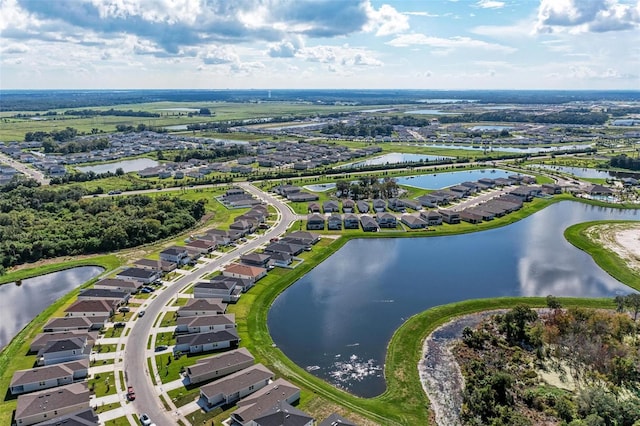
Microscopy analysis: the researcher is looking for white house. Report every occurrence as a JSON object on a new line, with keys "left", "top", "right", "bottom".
{"left": 159, "top": 246, "right": 190, "bottom": 265}
{"left": 37, "top": 337, "right": 92, "bottom": 366}
{"left": 185, "top": 347, "right": 255, "bottom": 384}
{"left": 199, "top": 364, "right": 274, "bottom": 408}
{"left": 10, "top": 360, "right": 89, "bottom": 395}
{"left": 177, "top": 298, "right": 227, "bottom": 317}
{"left": 193, "top": 280, "right": 242, "bottom": 303}
{"left": 174, "top": 329, "right": 239, "bottom": 354}
{"left": 176, "top": 314, "right": 236, "bottom": 334}
{"left": 14, "top": 382, "right": 91, "bottom": 426}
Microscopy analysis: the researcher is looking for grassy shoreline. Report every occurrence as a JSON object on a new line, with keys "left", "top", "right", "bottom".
{"left": 564, "top": 220, "right": 640, "bottom": 292}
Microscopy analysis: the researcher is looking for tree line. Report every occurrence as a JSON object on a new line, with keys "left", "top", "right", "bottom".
{"left": 0, "top": 179, "right": 206, "bottom": 272}
{"left": 438, "top": 111, "right": 609, "bottom": 125}
{"left": 610, "top": 154, "right": 640, "bottom": 171}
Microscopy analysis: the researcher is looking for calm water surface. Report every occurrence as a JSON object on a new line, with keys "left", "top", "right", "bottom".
{"left": 396, "top": 168, "right": 517, "bottom": 189}
{"left": 421, "top": 144, "right": 592, "bottom": 154}
{"left": 0, "top": 266, "right": 104, "bottom": 350}
{"left": 268, "top": 202, "right": 638, "bottom": 397}
{"left": 528, "top": 164, "right": 621, "bottom": 179}
{"left": 342, "top": 153, "right": 451, "bottom": 169}
{"left": 76, "top": 158, "right": 159, "bottom": 174}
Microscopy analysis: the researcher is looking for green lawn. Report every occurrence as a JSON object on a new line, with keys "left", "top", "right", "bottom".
{"left": 104, "top": 416, "right": 130, "bottom": 425}
{"left": 103, "top": 326, "right": 125, "bottom": 339}
{"left": 154, "top": 351, "right": 221, "bottom": 384}
{"left": 155, "top": 332, "right": 176, "bottom": 348}
{"left": 95, "top": 402, "right": 122, "bottom": 415}
{"left": 160, "top": 311, "right": 178, "bottom": 327}
{"left": 89, "top": 372, "right": 117, "bottom": 397}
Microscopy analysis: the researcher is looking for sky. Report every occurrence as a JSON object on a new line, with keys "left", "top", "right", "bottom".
{"left": 0, "top": 0, "right": 639, "bottom": 90}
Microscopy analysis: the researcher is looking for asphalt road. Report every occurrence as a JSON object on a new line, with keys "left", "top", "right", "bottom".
{"left": 124, "top": 183, "right": 297, "bottom": 426}
{"left": 0, "top": 152, "right": 49, "bottom": 185}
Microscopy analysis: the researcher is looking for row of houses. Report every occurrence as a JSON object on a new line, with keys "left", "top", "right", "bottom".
{"left": 272, "top": 184, "right": 320, "bottom": 202}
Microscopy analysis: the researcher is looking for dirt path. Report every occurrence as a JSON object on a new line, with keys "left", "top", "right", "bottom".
{"left": 584, "top": 222, "right": 640, "bottom": 273}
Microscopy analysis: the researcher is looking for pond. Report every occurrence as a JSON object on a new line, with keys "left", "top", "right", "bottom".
{"left": 404, "top": 109, "right": 460, "bottom": 115}
{"left": 395, "top": 168, "right": 517, "bottom": 190}
{"left": 0, "top": 266, "right": 105, "bottom": 350}
{"left": 421, "top": 143, "right": 593, "bottom": 154}
{"left": 268, "top": 201, "right": 638, "bottom": 398}
{"left": 76, "top": 158, "right": 159, "bottom": 174}
{"left": 528, "top": 164, "right": 622, "bottom": 179}
{"left": 304, "top": 183, "right": 337, "bottom": 192}
{"left": 341, "top": 153, "right": 452, "bottom": 169}
{"left": 469, "top": 125, "right": 514, "bottom": 131}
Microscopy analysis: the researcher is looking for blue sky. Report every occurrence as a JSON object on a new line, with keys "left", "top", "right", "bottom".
{"left": 0, "top": 0, "right": 638, "bottom": 90}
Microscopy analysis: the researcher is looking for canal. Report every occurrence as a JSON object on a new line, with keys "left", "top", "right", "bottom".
{"left": 268, "top": 201, "right": 638, "bottom": 397}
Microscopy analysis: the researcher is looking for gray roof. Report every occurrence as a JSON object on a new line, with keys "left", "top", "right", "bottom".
{"left": 194, "top": 280, "right": 235, "bottom": 291}
{"left": 187, "top": 347, "right": 254, "bottom": 378}
{"left": 44, "top": 317, "right": 94, "bottom": 330}
{"left": 318, "top": 413, "right": 357, "bottom": 426}
{"left": 116, "top": 267, "right": 157, "bottom": 279}
{"left": 15, "top": 382, "right": 90, "bottom": 421}
{"left": 36, "top": 408, "right": 99, "bottom": 426}
{"left": 200, "top": 364, "right": 273, "bottom": 400}
{"left": 233, "top": 378, "right": 301, "bottom": 423}
{"left": 30, "top": 331, "right": 98, "bottom": 352}
{"left": 39, "top": 337, "right": 87, "bottom": 355}
{"left": 180, "top": 298, "right": 227, "bottom": 312}
{"left": 177, "top": 314, "right": 235, "bottom": 328}
{"left": 251, "top": 401, "right": 313, "bottom": 426}
{"left": 11, "top": 360, "right": 89, "bottom": 388}
{"left": 65, "top": 299, "right": 114, "bottom": 314}
{"left": 77, "top": 288, "right": 128, "bottom": 300}
{"left": 240, "top": 253, "right": 271, "bottom": 263}
{"left": 176, "top": 329, "right": 239, "bottom": 347}
{"left": 94, "top": 278, "right": 140, "bottom": 289}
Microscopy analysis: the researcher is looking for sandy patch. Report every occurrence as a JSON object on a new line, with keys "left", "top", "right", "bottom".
{"left": 585, "top": 223, "right": 640, "bottom": 273}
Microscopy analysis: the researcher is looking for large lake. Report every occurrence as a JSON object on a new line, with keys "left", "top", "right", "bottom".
{"left": 0, "top": 266, "right": 104, "bottom": 350}
{"left": 396, "top": 168, "right": 517, "bottom": 189}
{"left": 76, "top": 158, "right": 159, "bottom": 174}
{"left": 268, "top": 201, "right": 638, "bottom": 397}
{"left": 528, "top": 164, "right": 640, "bottom": 180}
{"left": 341, "top": 153, "right": 452, "bottom": 169}
{"left": 421, "top": 144, "right": 592, "bottom": 154}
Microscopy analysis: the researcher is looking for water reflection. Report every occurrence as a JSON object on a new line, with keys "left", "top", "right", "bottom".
{"left": 269, "top": 201, "right": 638, "bottom": 397}
{"left": 0, "top": 266, "right": 104, "bottom": 350}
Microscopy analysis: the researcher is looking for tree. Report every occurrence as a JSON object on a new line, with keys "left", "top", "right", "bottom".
{"left": 624, "top": 294, "right": 640, "bottom": 321}
{"left": 115, "top": 167, "right": 125, "bottom": 176}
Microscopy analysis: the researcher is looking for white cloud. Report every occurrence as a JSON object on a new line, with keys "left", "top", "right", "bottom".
{"left": 364, "top": 3, "right": 410, "bottom": 36}
{"left": 403, "top": 11, "right": 439, "bottom": 17}
{"left": 202, "top": 46, "right": 239, "bottom": 65}
{"left": 477, "top": 0, "right": 506, "bottom": 9}
{"left": 298, "top": 44, "right": 383, "bottom": 67}
{"left": 386, "top": 33, "right": 516, "bottom": 53}
{"left": 535, "top": 0, "right": 640, "bottom": 33}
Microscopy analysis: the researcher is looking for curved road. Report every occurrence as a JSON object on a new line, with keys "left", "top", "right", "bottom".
{"left": 124, "top": 183, "right": 297, "bottom": 425}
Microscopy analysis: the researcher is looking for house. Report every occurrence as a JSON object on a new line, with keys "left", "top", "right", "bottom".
{"left": 186, "top": 239, "right": 217, "bottom": 254}
{"left": 10, "top": 360, "right": 89, "bottom": 395}
{"left": 237, "top": 401, "right": 313, "bottom": 426}
{"left": 64, "top": 299, "right": 115, "bottom": 318}
{"left": 449, "top": 185, "right": 471, "bottom": 197}
{"left": 230, "top": 219, "right": 258, "bottom": 236}
{"left": 475, "top": 203, "right": 506, "bottom": 217}
{"left": 477, "top": 178, "right": 496, "bottom": 188}
{"left": 287, "top": 192, "right": 319, "bottom": 202}
{"left": 306, "top": 213, "right": 325, "bottom": 230}
{"left": 205, "top": 229, "right": 233, "bottom": 245}
{"left": 240, "top": 253, "right": 271, "bottom": 268}
{"left": 307, "top": 202, "right": 321, "bottom": 213}
{"left": 387, "top": 198, "right": 405, "bottom": 212}
{"left": 37, "top": 337, "right": 92, "bottom": 366}
{"left": 223, "top": 263, "right": 267, "bottom": 283}
{"left": 177, "top": 298, "right": 227, "bottom": 317}
{"left": 193, "top": 280, "right": 242, "bottom": 303}
{"left": 509, "top": 186, "right": 540, "bottom": 201}
{"left": 30, "top": 331, "right": 98, "bottom": 353}
{"left": 14, "top": 382, "right": 91, "bottom": 426}
{"left": 264, "top": 242, "right": 306, "bottom": 257}
{"left": 360, "top": 215, "right": 379, "bottom": 232}
{"left": 416, "top": 194, "right": 437, "bottom": 208}
{"left": 401, "top": 214, "right": 428, "bottom": 229}
{"left": 286, "top": 231, "right": 320, "bottom": 245}
{"left": 343, "top": 213, "right": 359, "bottom": 229}
{"left": 460, "top": 210, "right": 483, "bottom": 224}
{"left": 134, "top": 258, "right": 177, "bottom": 273}
{"left": 323, "top": 200, "right": 340, "bottom": 213}
{"left": 186, "top": 347, "right": 255, "bottom": 385}
{"left": 36, "top": 408, "right": 98, "bottom": 426}
{"left": 376, "top": 212, "right": 397, "bottom": 228}
{"left": 174, "top": 329, "right": 240, "bottom": 354}
{"left": 372, "top": 199, "right": 386, "bottom": 212}
{"left": 176, "top": 314, "right": 236, "bottom": 334}
{"left": 342, "top": 199, "right": 355, "bottom": 213}
{"left": 115, "top": 267, "right": 160, "bottom": 284}
{"left": 327, "top": 213, "right": 342, "bottom": 230}
{"left": 586, "top": 184, "right": 614, "bottom": 196}
{"left": 460, "top": 181, "right": 480, "bottom": 192}
{"left": 93, "top": 278, "right": 142, "bottom": 294}
{"left": 210, "top": 275, "right": 254, "bottom": 293}
{"left": 272, "top": 185, "right": 301, "bottom": 197}
{"left": 542, "top": 183, "right": 562, "bottom": 194}
{"left": 420, "top": 210, "right": 443, "bottom": 226}
{"left": 319, "top": 413, "right": 357, "bottom": 426}
{"left": 466, "top": 207, "right": 494, "bottom": 221}
{"left": 400, "top": 198, "right": 422, "bottom": 211}
{"left": 76, "top": 289, "right": 129, "bottom": 305}
{"left": 356, "top": 200, "right": 370, "bottom": 213}
{"left": 231, "top": 378, "right": 303, "bottom": 425}
{"left": 268, "top": 252, "right": 293, "bottom": 267}
{"left": 159, "top": 246, "right": 190, "bottom": 265}
{"left": 43, "top": 317, "right": 105, "bottom": 333}
{"left": 199, "top": 364, "right": 274, "bottom": 407}
{"left": 439, "top": 209, "right": 460, "bottom": 224}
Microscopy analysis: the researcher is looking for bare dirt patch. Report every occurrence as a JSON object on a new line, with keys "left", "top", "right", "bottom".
{"left": 585, "top": 223, "right": 640, "bottom": 273}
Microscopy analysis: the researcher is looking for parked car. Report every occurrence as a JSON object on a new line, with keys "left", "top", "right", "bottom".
{"left": 118, "top": 307, "right": 130, "bottom": 313}
{"left": 139, "top": 413, "right": 152, "bottom": 426}
{"left": 126, "top": 386, "right": 135, "bottom": 401}
{"left": 142, "top": 286, "right": 155, "bottom": 292}
{"left": 114, "top": 322, "right": 126, "bottom": 328}
{"left": 138, "top": 310, "right": 146, "bottom": 318}
{"left": 140, "top": 288, "right": 153, "bottom": 294}
{"left": 155, "top": 345, "right": 168, "bottom": 352}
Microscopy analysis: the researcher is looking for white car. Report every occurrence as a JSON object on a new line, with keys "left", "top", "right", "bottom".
{"left": 139, "top": 413, "right": 152, "bottom": 426}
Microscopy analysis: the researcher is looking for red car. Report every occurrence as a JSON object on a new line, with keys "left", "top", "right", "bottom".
{"left": 126, "top": 386, "right": 135, "bottom": 401}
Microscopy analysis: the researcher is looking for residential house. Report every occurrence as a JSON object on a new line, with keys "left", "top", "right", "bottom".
{"left": 387, "top": 198, "right": 405, "bottom": 212}
{"left": 264, "top": 242, "right": 305, "bottom": 257}
{"left": 30, "top": 331, "right": 98, "bottom": 353}
{"left": 360, "top": 215, "right": 379, "bottom": 232}
{"left": 186, "top": 347, "right": 255, "bottom": 385}
{"left": 460, "top": 210, "right": 483, "bottom": 224}
{"left": 93, "top": 278, "right": 142, "bottom": 294}
{"left": 541, "top": 183, "right": 562, "bottom": 194}
{"left": 205, "top": 229, "right": 233, "bottom": 245}
{"left": 43, "top": 317, "right": 104, "bottom": 333}
{"left": 186, "top": 239, "right": 217, "bottom": 254}
{"left": 174, "top": 329, "right": 239, "bottom": 354}
{"left": 134, "top": 258, "right": 177, "bottom": 273}
{"left": 323, "top": 200, "right": 340, "bottom": 213}
{"left": 475, "top": 203, "right": 506, "bottom": 218}
{"left": 223, "top": 263, "right": 267, "bottom": 283}
{"left": 240, "top": 253, "right": 271, "bottom": 268}
{"left": 230, "top": 219, "right": 258, "bottom": 236}
{"left": 160, "top": 246, "right": 190, "bottom": 265}
{"left": 231, "top": 378, "right": 303, "bottom": 426}
{"left": 420, "top": 210, "right": 443, "bottom": 226}
{"left": 400, "top": 198, "right": 422, "bottom": 211}
{"left": 372, "top": 199, "right": 386, "bottom": 212}
{"left": 193, "top": 281, "right": 242, "bottom": 303}
{"left": 494, "top": 177, "right": 515, "bottom": 187}
{"left": 176, "top": 314, "right": 236, "bottom": 334}
{"left": 307, "top": 202, "right": 321, "bottom": 213}
{"left": 401, "top": 214, "right": 428, "bottom": 229}
{"left": 306, "top": 213, "right": 325, "bottom": 230}
{"left": 439, "top": 210, "right": 461, "bottom": 224}
{"left": 199, "top": 364, "right": 274, "bottom": 407}
{"left": 586, "top": 184, "right": 614, "bottom": 196}
{"left": 327, "top": 213, "right": 342, "bottom": 230}
{"left": 376, "top": 212, "right": 397, "bottom": 228}
{"left": 237, "top": 401, "right": 313, "bottom": 426}
{"left": 210, "top": 275, "right": 254, "bottom": 293}
{"left": 460, "top": 181, "right": 480, "bottom": 193}
{"left": 36, "top": 408, "right": 98, "bottom": 426}
{"left": 343, "top": 213, "right": 359, "bottom": 229}
{"left": 319, "top": 413, "right": 357, "bottom": 426}
{"left": 115, "top": 267, "right": 160, "bottom": 285}
{"left": 64, "top": 300, "right": 115, "bottom": 318}
{"left": 449, "top": 185, "right": 471, "bottom": 197}
{"left": 14, "top": 382, "right": 91, "bottom": 426}
{"left": 37, "top": 337, "right": 92, "bottom": 366}
{"left": 287, "top": 192, "right": 319, "bottom": 202}
{"left": 342, "top": 199, "right": 355, "bottom": 213}
{"left": 286, "top": 231, "right": 320, "bottom": 245}
{"left": 356, "top": 200, "right": 370, "bottom": 213}
{"left": 509, "top": 186, "right": 540, "bottom": 201}
{"left": 177, "top": 298, "right": 227, "bottom": 317}
{"left": 76, "top": 289, "right": 129, "bottom": 305}
{"left": 10, "top": 360, "right": 89, "bottom": 395}
{"left": 477, "top": 178, "right": 496, "bottom": 188}
{"left": 268, "top": 252, "right": 293, "bottom": 268}
{"left": 466, "top": 207, "right": 494, "bottom": 221}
